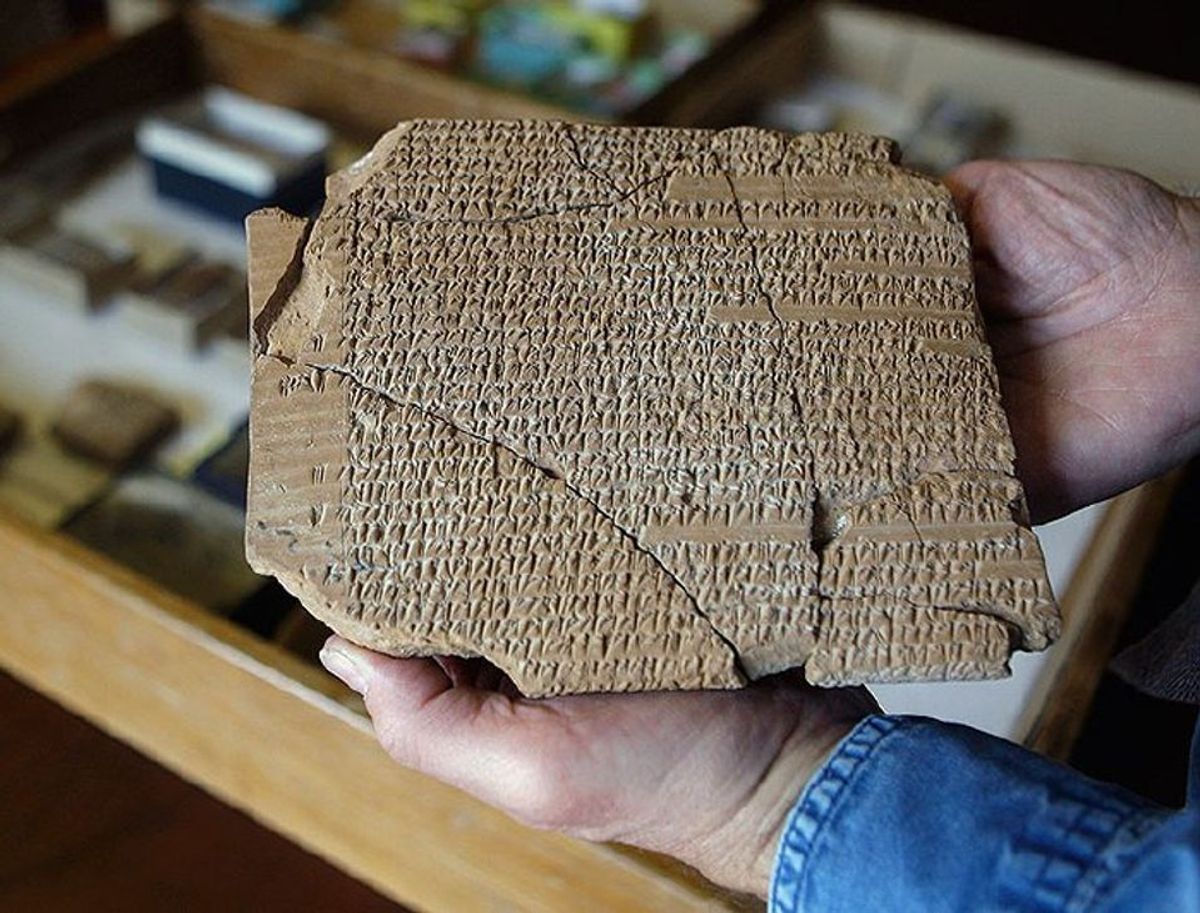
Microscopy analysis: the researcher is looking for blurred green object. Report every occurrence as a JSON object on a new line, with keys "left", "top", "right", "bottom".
{"left": 543, "top": 1, "right": 644, "bottom": 60}
{"left": 475, "top": 6, "right": 572, "bottom": 87}
{"left": 403, "top": 0, "right": 491, "bottom": 30}
{"left": 391, "top": 0, "right": 491, "bottom": 66}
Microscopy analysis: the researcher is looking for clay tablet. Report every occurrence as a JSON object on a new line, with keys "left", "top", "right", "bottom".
{"left": 246, "top": 120, "right": 1059, "bottom": 696}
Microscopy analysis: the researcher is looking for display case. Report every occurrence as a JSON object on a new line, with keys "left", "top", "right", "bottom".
{"left": 1, "top": 4, "right": 1195, "bottom": 911}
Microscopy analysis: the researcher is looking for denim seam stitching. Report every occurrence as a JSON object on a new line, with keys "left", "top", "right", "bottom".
{"left": 769, "top": 715, "right": 901, "bottom": 913}
{"left": 1065, "top": 805, "right": 1168, "bottom": 913}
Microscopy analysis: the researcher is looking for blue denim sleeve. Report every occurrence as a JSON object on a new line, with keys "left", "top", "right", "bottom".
{"left": 770, "top": 715, "right": 1200, "bottom": 913}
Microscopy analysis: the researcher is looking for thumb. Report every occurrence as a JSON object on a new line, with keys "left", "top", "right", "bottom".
{"left": 318, "top": 637, "right": 566, "bottom": 824}
{"left": 318, "top": 636, "right": 483, "bottom": 766}
{"left": 318, "top": 636, "right": 449, "bottom": 708}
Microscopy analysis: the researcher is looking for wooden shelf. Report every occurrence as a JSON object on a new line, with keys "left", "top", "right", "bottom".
{"left": 0, "top": 26, "right": 115, "bottom": 110}
{"left": 0, "top": 513, "right": 758, "bottom": 912}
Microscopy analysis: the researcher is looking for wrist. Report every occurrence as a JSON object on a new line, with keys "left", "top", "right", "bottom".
{"left": 689, "top": 691, "right": 874, "bottom": 898}
{"left": 725, "top": 723, "right": 854, "bottom": 897}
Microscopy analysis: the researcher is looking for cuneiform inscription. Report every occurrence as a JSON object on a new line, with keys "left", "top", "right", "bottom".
{"left": 246, "top": 121, "right": 1059, "bottom": 695}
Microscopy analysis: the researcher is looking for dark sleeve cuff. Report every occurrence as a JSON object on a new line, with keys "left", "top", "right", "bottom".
{"left": 770, "top": 715, "right": 1168, "bottom": 913}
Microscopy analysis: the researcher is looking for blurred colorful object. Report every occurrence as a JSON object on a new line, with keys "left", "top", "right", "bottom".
{"left": 387, "top": 0, "right": 709, "bottom": 115}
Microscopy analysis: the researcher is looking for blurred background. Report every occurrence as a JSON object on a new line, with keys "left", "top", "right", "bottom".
{"left": 1, "top": 2, "right": 1197, "bottom": 910}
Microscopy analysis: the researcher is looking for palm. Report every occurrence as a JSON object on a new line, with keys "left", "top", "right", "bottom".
{"left": 344, "top": 649, "right": 868, "bottom": 892}
{"left": 945, "top": 161, "right": 1200, "bottom": 521}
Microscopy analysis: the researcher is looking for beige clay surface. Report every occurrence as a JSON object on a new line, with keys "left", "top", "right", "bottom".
{"left": 246, "top": 120, "right": 1059, "bottom": 696}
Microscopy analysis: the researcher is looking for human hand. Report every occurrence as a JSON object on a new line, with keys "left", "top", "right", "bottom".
{"left": 944, "top": 161, "right": 1200, "bottom": 522}
{"left": 319, "top": 638, "right": 874, "bottom": 897}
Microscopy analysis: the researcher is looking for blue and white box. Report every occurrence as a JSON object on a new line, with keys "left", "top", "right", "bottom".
{"left": 136, "top": 88, "right": 331, "bottom": 223}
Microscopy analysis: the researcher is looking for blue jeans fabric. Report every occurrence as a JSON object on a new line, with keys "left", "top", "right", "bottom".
{"left": 770, "top": 715, "right": 1200, "bottom": 912}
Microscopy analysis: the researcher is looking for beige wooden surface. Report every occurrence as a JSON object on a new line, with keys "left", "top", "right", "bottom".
{"left": 0, "top": 513, "right": 750, "bottom": 913}
{"left": 819, "top": 2, "right": 1200, "bottom": 189}
{"left": 1018, "top": 475, "right": 1182, "bottom": 759}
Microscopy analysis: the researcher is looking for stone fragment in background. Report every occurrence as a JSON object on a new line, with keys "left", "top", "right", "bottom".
{"left": 53, "top": 380, "right": 178, "bottom": 469}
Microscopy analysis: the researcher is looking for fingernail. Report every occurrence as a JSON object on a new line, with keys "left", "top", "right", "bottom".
{"left": 320, "top": 643, "right": 368, "bottom": 695}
